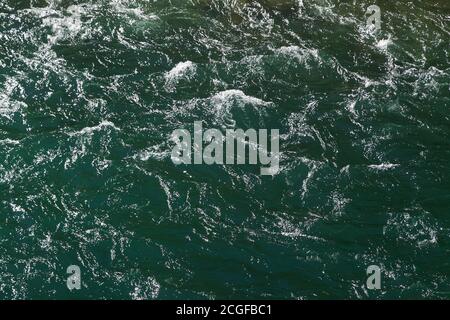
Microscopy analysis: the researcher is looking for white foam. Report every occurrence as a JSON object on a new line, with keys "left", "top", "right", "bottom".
{"left": 38, "top": 4, "right": 91, "bottom": 44}
{"left": 69, "top": 120, "right": 121, "bottom": 137}
{"left": 0, "top": 76, "right": 27, "bottom": 120}
{"left": 211, "top": 89, "right": 271, "bottom": 108}
{"left": 276, "top": 45, "right": 319, "bottom": 64}
{"left": 0, "top": 139, "right": 20, "bottom": 145}
{"left": 376, "top": 37, "right": 393, "bottom": 50}
{"left": 368, "top": 163, "right": 400, "bottom": 170}
{"left": 164, "top": 61, "right": 196, "bottom": 89}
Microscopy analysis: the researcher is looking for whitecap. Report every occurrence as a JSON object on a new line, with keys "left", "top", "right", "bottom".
{"left": 69, "top": 120, "right": 121, "bottom": 137}
{"left": 275, "top": 45, "right": 319, "bottom": 65}
{"left": 376, "top": 37, "right": 393, "bottom": 50}
{"left": 211, "top": 89, "right": 271, "bottom": 108}
{"left": 164, "top": 61, "right": 197, "bottom": 90}
{"left": 368, "top": 163, "right": 400, "bottom": 170}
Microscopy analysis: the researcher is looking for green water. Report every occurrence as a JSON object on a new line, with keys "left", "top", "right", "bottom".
{"left": 0, "top": 0, "right": 449, "bottom": 299}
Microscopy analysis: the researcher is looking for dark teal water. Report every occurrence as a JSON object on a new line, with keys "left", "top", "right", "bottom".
{"left": 0, "top": 0, "right": 449, "bottom": 299}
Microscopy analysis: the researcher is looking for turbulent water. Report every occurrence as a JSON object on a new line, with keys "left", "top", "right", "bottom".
{"left": 0, "top": 0, "right": 449, "bottom": 299}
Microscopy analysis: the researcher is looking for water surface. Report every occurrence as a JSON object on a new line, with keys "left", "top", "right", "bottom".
{"left": 0, "top": 0, "right": 449, "bottom": 299}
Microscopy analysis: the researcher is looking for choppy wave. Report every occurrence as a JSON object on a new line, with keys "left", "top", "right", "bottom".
{"left": 0, "top": 0, "right": 449, "bottom": 299}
